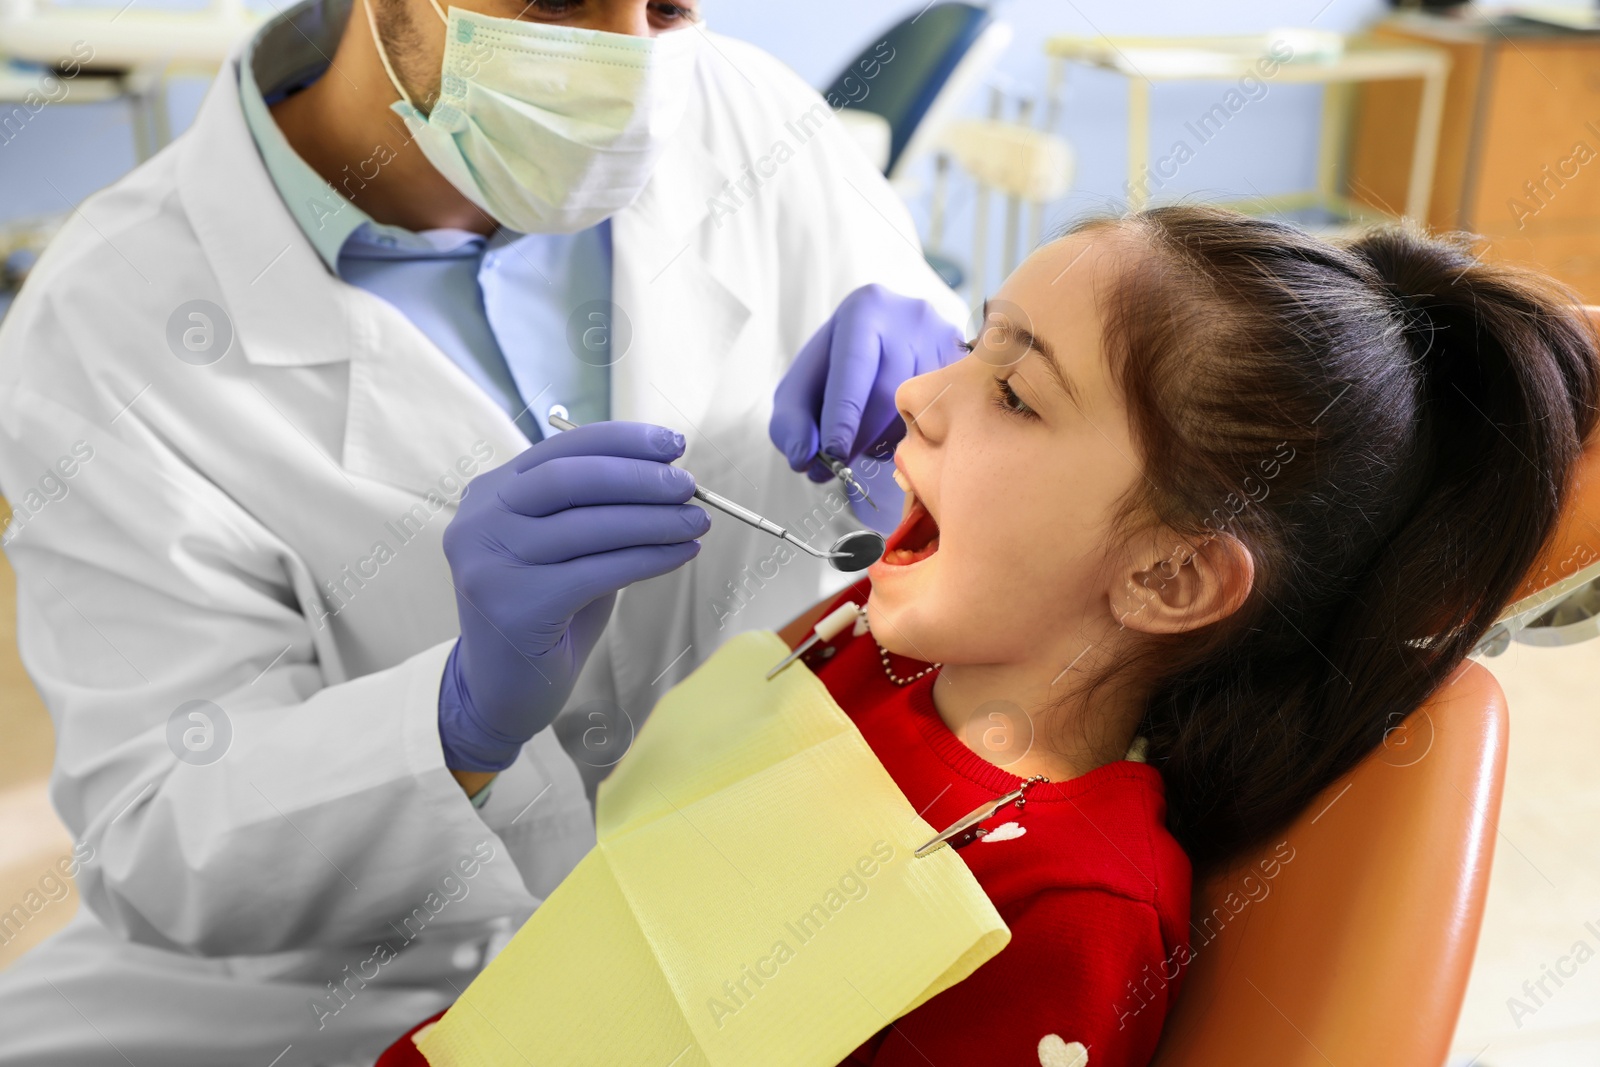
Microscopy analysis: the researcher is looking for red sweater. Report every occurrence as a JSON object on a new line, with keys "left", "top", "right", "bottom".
{"left": 812, "top": 582, "right": 1192, "bottom": 1067}
{"left": 377, "top": 583, "right": 1191, "bottom": 1067}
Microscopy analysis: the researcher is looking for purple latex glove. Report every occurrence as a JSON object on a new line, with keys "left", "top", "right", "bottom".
{"left": 769, "top": 284, "right": 966, "bottom": 484}
{"left": 438, "top": 421, "right": 709, "bottom": 771}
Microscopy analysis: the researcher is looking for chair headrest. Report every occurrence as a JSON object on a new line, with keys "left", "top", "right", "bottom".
{"left": 1501, "top": 304, "right": 1600, "bottom": 616}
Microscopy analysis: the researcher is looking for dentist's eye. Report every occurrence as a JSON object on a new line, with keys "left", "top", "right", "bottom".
{"left": 991, "top": 376, "right": 1038, "bottom": 420}
{"left": 650, "top": 1, "right": 697, "bottom": 23}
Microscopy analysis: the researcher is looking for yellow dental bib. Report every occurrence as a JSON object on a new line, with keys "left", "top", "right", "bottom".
{"left": 417, "top": 629, "right": 1010, "bottom": 1067}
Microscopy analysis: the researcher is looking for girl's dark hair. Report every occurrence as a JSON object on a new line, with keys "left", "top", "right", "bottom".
{"left": 1069, "top": 203, "right": 1599, "bottom": 873}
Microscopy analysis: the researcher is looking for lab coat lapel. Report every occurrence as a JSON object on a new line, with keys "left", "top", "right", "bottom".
{"left": 340, "top": 291, "right": 532, "bottom": 496}
{"left": 609, "top": 124, "right": 750, "bottom": 432}
{"left": 177, "top": 49, "right": 358, "bottom": 371}
{"left": 177, "top": 48, "right": 529, "bottom": 499}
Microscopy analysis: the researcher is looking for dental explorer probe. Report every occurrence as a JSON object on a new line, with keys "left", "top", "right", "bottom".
{"left": 545, "top": 411, "right": 885, "bottom": 573}
{"left": 816, "top": 450, "right": 879, "bottom": 512}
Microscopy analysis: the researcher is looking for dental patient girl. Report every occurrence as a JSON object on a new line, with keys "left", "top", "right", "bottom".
{"left": 379, "top": 204, "right": 1598, "bottom": 1066}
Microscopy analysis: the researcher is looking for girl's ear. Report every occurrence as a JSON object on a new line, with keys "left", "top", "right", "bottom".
{"left": 1111, "top": 530, "right": 1255, "bottom": 635}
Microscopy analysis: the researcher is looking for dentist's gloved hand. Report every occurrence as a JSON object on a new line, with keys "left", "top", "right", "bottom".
{"left": 770, "top": 283, "right": 965, "bottom": 482}
{"left": 438, "top": 422, "right": 709, "bottom": 772}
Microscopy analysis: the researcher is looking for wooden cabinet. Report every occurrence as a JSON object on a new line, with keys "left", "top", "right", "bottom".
{"left": 1348, "top": 14, "right": 1600, "bottom": 300}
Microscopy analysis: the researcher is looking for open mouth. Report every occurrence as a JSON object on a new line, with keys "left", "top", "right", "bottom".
{"left": 881, "top": 468, "right": 940, "bottom": 566}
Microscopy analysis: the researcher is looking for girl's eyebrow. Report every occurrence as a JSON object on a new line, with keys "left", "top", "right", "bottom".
{"left": 982, "top": 299, "right": 1083, "bottom": 408}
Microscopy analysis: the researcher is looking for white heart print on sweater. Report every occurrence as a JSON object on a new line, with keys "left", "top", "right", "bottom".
{"left": 1037, "top": 1034, "right": 1088, "bottom": 1066}
{"left": 980, "top": 820, "right": 1026, "bottom": 843}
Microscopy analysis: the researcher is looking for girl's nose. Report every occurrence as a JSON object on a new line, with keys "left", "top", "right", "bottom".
{"left": 896, "top": 360, "right": 956, "bottom": 444}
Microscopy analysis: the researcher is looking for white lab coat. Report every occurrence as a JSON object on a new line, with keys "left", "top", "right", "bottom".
{"left": 0, "top": 25, "right": 965, "bottom": 1067}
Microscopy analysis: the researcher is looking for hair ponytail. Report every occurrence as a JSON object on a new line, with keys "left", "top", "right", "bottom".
{"left": 1069, "top": 205, "right": 1599, "bottom": 872}
{"left": 1342, "top": 226, "right": 1598, "bottom": 657}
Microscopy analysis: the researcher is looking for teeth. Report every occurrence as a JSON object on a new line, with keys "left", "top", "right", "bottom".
{"left": 892, "top": 468, "right": 916, "bottom": 524}
{"left": 883, "top": 537, "right": 940, "bottom": 567}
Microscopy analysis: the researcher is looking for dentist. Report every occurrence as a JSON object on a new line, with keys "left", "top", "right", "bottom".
{"left": 0, "top": 0, "right": 965, "bottom": 1062}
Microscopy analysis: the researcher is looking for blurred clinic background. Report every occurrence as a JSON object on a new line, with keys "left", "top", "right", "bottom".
{"left": 6, "top": 0, "right": 1600, "bottom": 1064}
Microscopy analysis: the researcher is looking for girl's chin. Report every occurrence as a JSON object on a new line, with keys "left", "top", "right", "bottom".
{"left": 862, "top": 586, "right": 934, "bottom": 653}
{"left": 865, "top": 546, "right": 944, "bottom": 628}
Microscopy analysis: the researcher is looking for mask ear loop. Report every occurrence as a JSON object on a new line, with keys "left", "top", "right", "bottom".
{"left": 362, "top": 0, "right": 449, "bottom": 112}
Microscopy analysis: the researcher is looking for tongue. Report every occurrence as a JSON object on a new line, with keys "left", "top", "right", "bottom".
{"left": 886, "top": 497, "right": 938, "bottom": 553}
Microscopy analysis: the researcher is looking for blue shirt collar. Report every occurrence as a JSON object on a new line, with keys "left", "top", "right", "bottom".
{"left": 237, "top": 0, "right": 489, "bottom": 270}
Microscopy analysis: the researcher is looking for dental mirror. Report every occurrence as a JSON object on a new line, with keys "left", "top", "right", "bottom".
{"left": 546, "top": 412, "right": 885, "bottom": 573}
{"left": 827, "top": 529, "right": 888, "bottom": 572}
{"left": 690, "top": 483, "right": 884, "bottom": 572}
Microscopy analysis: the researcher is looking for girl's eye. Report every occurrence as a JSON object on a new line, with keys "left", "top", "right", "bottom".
{"left": 991, "top": 376, "right": 1038, "bottom": 420}
{"left": 957, "top": 338, "right": 976, "bottom": 354}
